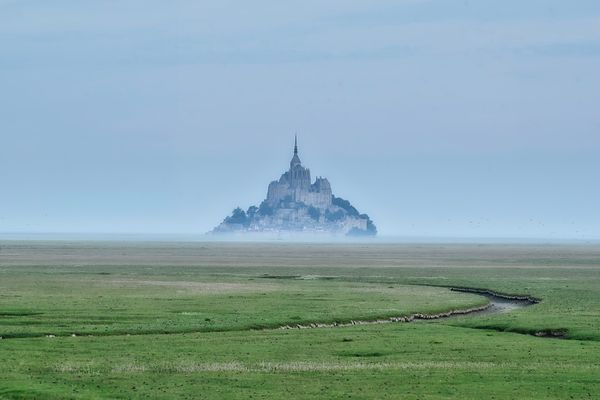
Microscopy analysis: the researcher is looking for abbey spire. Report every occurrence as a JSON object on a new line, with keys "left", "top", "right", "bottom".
{"left": 294, "top": 134, "right": 298, "bottom": 155}
{"left": 290, "top": 135, "right": 302, "bottom": 169}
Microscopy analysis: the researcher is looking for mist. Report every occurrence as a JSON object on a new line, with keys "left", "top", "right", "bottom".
{"left": 1, "top": 1, "right": 599, "bottom": 239}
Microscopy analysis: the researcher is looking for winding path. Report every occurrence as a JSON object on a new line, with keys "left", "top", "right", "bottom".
{"left": 0, "top": 287, "right": 540, "bottom": 340}
{"left": 275, "top": 287, "right": 538, "bottom": 330}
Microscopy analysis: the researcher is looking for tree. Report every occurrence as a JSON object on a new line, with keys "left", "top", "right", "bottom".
{"left": 332, "top": 196, "right": 360, "bottom": 217}
{"left": 258, "top": 201, "right": 274, "bottom": 216}
{"left": 247, "top": 206, "right": 258, "bottom": 219}
{"left": 307, "top": 206, "right": 321, "bottom": 221}
{"left": 325, "top": 209, "right": 345, "bottom": 222}
{"left": 225, "top": 207, "right": 248, "bottom": 226}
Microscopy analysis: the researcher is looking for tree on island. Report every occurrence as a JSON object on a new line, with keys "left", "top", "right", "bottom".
{"left": 224, "top": 207, "right": 249, "bottom": 226}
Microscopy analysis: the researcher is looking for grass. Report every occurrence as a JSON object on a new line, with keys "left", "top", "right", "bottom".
{"left": 2, "top": 323, "right": 599, "bottom": 399}
{"left": 1, "top": 241, "right": 600, "bottom": 399}
{"left": 0, "top": 273, "right": 484, "bottom": 338}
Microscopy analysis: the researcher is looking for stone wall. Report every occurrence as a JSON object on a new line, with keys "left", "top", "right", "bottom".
{"left": 266, "top": 181, "right": 291, "bottom": 206}
{"left": 295, "top": 189, "right": 331, "bottom": 209}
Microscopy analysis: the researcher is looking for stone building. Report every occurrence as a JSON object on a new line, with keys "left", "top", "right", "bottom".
{"left": 266, "top": 136, "right": 333, "bottom": 210}
{"left": 212, "top": 137, "right": 376, "bottom": 236}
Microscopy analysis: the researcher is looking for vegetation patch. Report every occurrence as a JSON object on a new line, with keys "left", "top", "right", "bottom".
{"left": 0, "top": 311, "right": 43, "bottom": 317}
{"left": 338, "top": 351, "right": 390, "bottom": 358}
{"left": 1, "top": 242, "right": 600, "bottom": 398}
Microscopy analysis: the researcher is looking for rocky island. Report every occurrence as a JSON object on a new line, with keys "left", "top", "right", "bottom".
{"left": 212, "top": 137, "right": 376, "bottom": 237}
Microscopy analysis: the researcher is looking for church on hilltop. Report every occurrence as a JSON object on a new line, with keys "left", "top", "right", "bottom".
{"left": 266, "top": 137, "right": 333, "bottom": 210}
{"left": 212, "top": 137, "right": 376, "bottom": 236}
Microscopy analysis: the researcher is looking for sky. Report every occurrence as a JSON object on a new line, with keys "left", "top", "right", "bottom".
{"left": 1, "top": 0, "right": 599, "bottom": 239}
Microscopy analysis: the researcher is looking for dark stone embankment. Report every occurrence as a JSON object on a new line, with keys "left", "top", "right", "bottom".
{"left": 450, "top": 286, "right": 540, "bottom": 304}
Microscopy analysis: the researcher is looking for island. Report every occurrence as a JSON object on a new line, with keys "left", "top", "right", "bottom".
{"left": 212, "top": 137, "right": 377, "bottom": 236}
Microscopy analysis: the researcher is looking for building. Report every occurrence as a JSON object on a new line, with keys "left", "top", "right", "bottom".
{"left": 212, "top": 137, "right": 376, "bottom": 236}
{"left": 266, "top": 136, "right": 333, "bottom": 210}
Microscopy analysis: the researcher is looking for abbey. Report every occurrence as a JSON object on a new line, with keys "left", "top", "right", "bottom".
{"left": 266, "top": 137, "right": 332, "bottom": 210}
{"left": 212, "top": 137, "right": 376, "bottom": 236}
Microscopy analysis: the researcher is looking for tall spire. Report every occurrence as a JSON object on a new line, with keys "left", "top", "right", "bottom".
{"left": 290, "top": 134, "right": 302, "bottom": 169}
{"left": 294, "top": 134, "right": 298, "bottom": 155}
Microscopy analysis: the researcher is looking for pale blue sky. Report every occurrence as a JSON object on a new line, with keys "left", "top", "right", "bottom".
{"left": 1, "top": 1, "right": 599, "bottom": 239}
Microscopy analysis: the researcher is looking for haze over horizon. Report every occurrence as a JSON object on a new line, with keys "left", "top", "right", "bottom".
{"left": 1, "top": 1, "right": 599, "bottom": 239}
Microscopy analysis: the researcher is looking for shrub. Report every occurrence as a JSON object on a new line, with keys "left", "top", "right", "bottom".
{"left": 258, "top": 201, "right": 274, "bottom": 216}
{"left": 325, "top": 209, "right": 345, "bottom": 222}
{"left": 332, "top": 196, "right": 360, "bottom": 217}
{"left": 225, "top": 207, "right": 248, "bottom": 226}
{"left": 307, "top": 206, "right": 321, "bottom": 220}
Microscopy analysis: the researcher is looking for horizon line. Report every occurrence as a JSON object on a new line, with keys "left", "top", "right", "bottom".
{"left": 0, "top": 232, "right": 598, "bottom": 244}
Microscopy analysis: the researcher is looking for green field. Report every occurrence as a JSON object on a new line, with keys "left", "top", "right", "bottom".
{"left": 1, "top": 242, "right": 599, "bottom": 399}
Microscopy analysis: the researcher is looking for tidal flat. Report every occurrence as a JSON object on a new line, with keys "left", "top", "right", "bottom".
{"left": 1, "top": 241, "right": 599, "bottom": 399}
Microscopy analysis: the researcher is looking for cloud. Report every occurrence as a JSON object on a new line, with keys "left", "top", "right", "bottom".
{"left": 2, "top": 1, "right": 600, "bottom": 70}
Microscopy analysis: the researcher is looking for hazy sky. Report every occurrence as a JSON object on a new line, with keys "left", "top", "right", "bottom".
{"left": 1, "top": 1, "right": 599, "bottom": 239}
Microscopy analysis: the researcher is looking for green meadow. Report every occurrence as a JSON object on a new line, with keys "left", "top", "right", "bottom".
{"left": 1, "top": 242, "right": 599, "bottom": 399}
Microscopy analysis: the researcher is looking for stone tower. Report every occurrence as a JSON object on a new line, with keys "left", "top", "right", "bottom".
{"left": 212, "top": 135, "right": 376, "bottom": 236}
{"left": 289, "top": 135, "right": 311, "bottom": 190}
{"left": 266, "top": 137, "right": 332, "bottom": 209}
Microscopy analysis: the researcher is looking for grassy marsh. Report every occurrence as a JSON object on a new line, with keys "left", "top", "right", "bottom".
{"left": 1, "top": 241, "right": 599, "bottom": 399}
